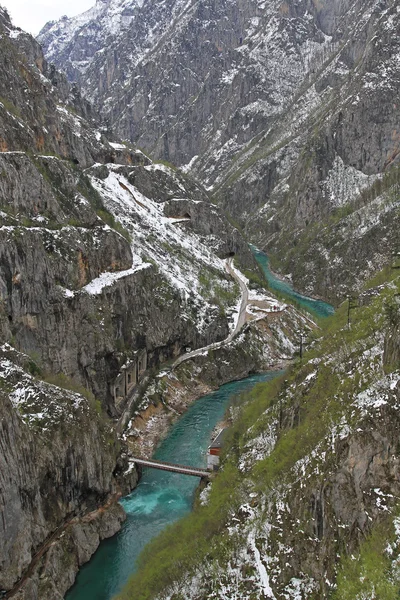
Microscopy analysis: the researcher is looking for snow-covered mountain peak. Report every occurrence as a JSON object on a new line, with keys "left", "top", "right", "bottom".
{"left": 39, "top": 0, "right": 400, "bottom": 302}
{"left": 38, "top": 0, "right": 140, "bottom": 80}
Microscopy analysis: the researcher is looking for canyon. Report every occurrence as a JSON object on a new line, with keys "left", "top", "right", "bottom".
{"left": 0, "top": 0, "right": 398, "bottom": 598}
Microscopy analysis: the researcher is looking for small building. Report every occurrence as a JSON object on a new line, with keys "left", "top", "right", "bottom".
{"left": 207, "top": 429, "right": 227, "bottom": 471}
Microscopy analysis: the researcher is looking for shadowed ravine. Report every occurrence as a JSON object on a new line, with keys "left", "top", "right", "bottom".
{"left": 66, "top": 251, "right": 334, "bottom": 600}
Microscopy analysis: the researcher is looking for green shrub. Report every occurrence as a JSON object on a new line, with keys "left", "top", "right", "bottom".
{"left": 42, "top": 372, "right": 97, "bottom": 408}
{"left": 333, "top": 517, "right": 400, "bottom": 600}
{"left": 96, "top": 209, "right": 131, "bottom": 242}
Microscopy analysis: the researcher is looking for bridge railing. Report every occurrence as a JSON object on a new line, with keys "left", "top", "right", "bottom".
{"left": 132, "top": 457, "right": 210, "bottom": 478}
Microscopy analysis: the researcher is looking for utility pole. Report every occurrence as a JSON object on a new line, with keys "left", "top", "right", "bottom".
{"left": 347, "top": 295, "right": 351, "bottom": 329}
{"left": 347, "top": 294, "right": 358, "bottom": 329}
{"left": 233, "top": 431, "right": 240, "bottom": 464}
{"left": 391, "top": 250, "right": 400, "bottom": 270}
{"left": 279, "top": 380, "right": 288, "bottom": 430}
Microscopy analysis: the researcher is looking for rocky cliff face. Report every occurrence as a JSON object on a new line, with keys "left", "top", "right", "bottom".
{"left": 0, "top": 8, "right": 263, "bottom": 598}
{"left": 0, "top": 6, "right": 253, "bottom": 414}
{"left": 39, "top": 0, "right": 400, "bottom": 300}
{"left": 38, "top": 0, "right": 141, "bottom": 84}
{"left": 0, "top": 343, "right": 136, "bottom": 599}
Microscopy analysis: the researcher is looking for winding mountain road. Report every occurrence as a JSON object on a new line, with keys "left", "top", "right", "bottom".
{"left": 172, "top": 258, "right": 249, "bottom": 369}
{"left": 225, "top": 258, "right": 249, "bottom": 336}
{"left": 116, "top": 260, "right": 249, "bottom": 432}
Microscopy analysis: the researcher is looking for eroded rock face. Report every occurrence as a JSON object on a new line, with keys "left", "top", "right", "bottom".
{"left": 0, "top": 10, "right": 262, "bottom": 598}
{"left": 0, "top": 14, "right": 140, "bottom": 594}
{"left": 0, "top": 146, "right": 242, "bottom": 414}
{"left": 40, "top": 0, "right": 400, "bottom": 185}
{"left": 264, "top": 197, "right": 400, "bottom": 303}
{"left": 0, "top": 344, "right": 137, "bottom": 598}
{"left": 40, "top": 0, "right": 400, "bottom": 300}
{"left": 12, "top": 501, "right": 127, "bottom": 600}
{"left": 269, "top": 381, "right": 400, "bottom": 598}
{"left": 0, "top": 9, "right": 254, "bottom": 415}
{"left": 163, "top": 198, "right": 254, "bottom": 266}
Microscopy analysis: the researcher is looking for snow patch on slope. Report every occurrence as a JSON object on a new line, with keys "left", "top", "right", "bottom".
{"left": 0, "top": 349, "right": 90, "bottom": 431}
{"left": 89, "top": 167, "right": 240, "bottom": 334}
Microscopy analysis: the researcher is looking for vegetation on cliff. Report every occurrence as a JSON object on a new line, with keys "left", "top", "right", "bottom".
{"left": 117, "top": 267, "right": 400, "bottom": 599}
{"left": 0, "top": 8, "right": 263, "bottom": 599}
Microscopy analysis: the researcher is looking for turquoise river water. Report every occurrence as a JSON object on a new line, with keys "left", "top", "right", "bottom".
{"left": 66, "top": 247, "right": 334, "bottom": 600}
{"left": 66, "top": 372, "right": 282, "bottom": 600}
{"left": 251, "top": 245, "right": 335, "bottom": 318}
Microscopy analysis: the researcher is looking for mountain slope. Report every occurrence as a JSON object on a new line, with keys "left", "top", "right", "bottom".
{"left": 0, "top": 4, "right": 255, "bottom": 414}
{"left": 117, "top": 270, "right": 400, "bottom": 600}
{"left": 38, "top": 0, "right": 142, "bottom": 83}
{"left": 39, "top": 0, "right": 400, "bottom": 300}
{"left": 0, "top": 8, "right": 275, "bottom": 598}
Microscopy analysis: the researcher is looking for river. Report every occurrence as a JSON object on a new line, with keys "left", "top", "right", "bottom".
{"left": 65, "top": 372, "right": 282, "bottom": 600}
{"left": 251, "top": 246, "right": 334, "bottom": 318}
{"left": 66, "top": 248, "right": 333, "bottom": 600}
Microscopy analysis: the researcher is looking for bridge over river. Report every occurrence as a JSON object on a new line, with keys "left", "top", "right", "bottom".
{"left": 65, "top": 248, "right": 334, "bottom": 600}
{"left": 131, "top": 456, "right": 210, "bottom": 478}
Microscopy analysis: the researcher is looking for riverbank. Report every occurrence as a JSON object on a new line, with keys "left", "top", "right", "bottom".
{"left": 123, "top": 307, "right": 306, "bottom": 461}
{"left": 64, "top": 300, "right": 310, "bottom": 600}
{"left": 251, "top": 246, "right": 335, "bottom": 317}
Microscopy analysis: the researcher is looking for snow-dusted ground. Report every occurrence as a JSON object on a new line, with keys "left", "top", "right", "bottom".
{"left": 88, "top": 166, "right": 240, "bottom": 335}
{"left": 153, "top": 277, "right": 400, "bottom": 600}
{"left": 0, "top": 344, "right": 91, "bottom": 432}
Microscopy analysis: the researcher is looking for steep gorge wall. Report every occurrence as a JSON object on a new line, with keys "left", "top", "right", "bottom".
{"left": 0, "top": 8, "right": 251, "bottom": 415}
{"left": 40, "top": 0, "right": 400, "bottom": 300}
{"left": 0, "top": 344, "right": 137, "bottom": 599}
{"left": 0, "top": 10, "right": 262, "bottom": 599}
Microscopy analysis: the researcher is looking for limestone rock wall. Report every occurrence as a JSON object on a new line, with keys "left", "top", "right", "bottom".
{"left": 0, "top": 11, "right": 258, "bottom": 599}
{"left": 40, "top": 0, "right": 400, "bottom": 300}
{"left": 0, "top": 345, "right": 137, "bottom": 598}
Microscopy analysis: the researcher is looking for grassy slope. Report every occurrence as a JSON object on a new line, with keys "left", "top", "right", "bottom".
{"left": 116, "top": 268, "right": 400, "bottom": 600}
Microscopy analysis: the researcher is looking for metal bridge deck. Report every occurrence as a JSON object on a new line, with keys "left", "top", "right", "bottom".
{"left": 132, "top": 457, "right": 210, "bottom": 478}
